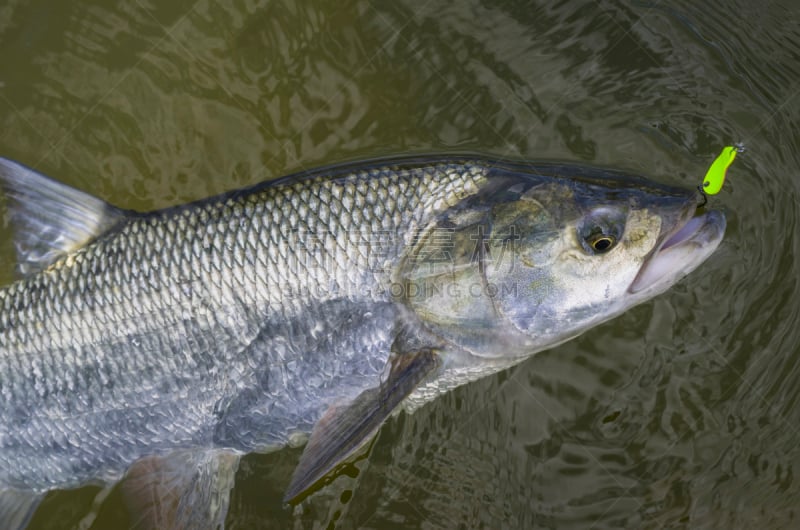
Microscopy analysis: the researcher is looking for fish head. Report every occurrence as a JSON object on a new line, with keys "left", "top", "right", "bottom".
{"left": 399, "top": 164, "right": 726, "bottom": 359}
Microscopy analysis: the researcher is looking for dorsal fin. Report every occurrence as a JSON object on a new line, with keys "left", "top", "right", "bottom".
{"left": 0, "top": 157, "right": 130, "bottom": 277}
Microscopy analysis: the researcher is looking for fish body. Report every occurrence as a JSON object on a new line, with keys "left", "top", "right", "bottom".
{"left": 0, "top": 156, "right": 725, "bottom": 527}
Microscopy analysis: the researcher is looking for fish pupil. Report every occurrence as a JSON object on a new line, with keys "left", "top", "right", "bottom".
{"left": 592, "top": 237, "right": 613, "bottom": 252}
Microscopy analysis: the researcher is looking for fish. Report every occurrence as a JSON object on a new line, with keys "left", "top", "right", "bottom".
{"left": 0, "top": 155, "right": 725, "bottom": 528}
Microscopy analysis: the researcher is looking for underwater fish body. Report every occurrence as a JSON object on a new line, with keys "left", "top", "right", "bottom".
{"left": 0, "top": 156, "right": 725, "bottom": 528}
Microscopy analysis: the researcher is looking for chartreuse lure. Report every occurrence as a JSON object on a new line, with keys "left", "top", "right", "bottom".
{"left": 702, "top": 145, "right": 740, "bottom": 195}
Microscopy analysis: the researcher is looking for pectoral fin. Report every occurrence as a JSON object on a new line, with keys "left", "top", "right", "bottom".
{"left": 284, "top": 349, "right": 439, "bottom": 502}
{"left": 120, "top": 449, "right": 240, "bottom": 530}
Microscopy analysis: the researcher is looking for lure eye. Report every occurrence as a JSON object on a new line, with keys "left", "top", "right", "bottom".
{"left": 588, "top": 234, "right": 617, "bottom": 253}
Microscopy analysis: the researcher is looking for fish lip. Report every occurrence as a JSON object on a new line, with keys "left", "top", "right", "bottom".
{"left": 628, "top": 205, "right": 726, "bottom": 294}
{"left": 655, "top": 202, "right": 699, "bottom": 251}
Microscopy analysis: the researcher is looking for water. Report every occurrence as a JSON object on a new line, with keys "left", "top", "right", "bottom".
{"left": 1, "top": 0, "right": 799, "bottom": 527}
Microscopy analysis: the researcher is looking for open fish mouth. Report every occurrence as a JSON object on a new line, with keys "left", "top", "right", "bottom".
{"left": 629, "top": 208, "right": 726, "bottom": 294}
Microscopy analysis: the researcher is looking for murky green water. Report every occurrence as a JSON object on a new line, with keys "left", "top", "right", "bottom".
{"left": 1, "top": 0, "right": 799, "bottom": 528}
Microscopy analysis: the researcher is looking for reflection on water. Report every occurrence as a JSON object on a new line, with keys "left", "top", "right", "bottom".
{"left": 1, "top": 0, "right": 799, "bottom": 527}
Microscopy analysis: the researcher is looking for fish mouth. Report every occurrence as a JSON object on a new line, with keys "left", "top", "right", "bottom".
{"left": 629, "top": 207, "right": 726, "bottom": 294}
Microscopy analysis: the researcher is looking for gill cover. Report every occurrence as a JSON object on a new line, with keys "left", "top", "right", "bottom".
{"left": 398, "top": 176, "right": 553, "bottom": 357}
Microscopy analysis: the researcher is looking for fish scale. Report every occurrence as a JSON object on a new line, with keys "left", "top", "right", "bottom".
{"left": 0, "top": 160, "right": 487, "bottom": 491}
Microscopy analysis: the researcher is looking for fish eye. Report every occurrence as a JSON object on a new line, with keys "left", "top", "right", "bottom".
{"left": 577, "top": 207, "right": 625, "bottom": 255}
{"left": 588, "top": 234, "right": 617, "bottom": 253}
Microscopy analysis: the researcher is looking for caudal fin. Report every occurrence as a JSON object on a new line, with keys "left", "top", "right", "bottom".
{"left": 0, "top": 157, "right": 132, "bottom": 277}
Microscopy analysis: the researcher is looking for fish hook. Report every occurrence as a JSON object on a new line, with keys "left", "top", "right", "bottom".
{"left": 696, "top": 185, "right": 708, "bottom": 208}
